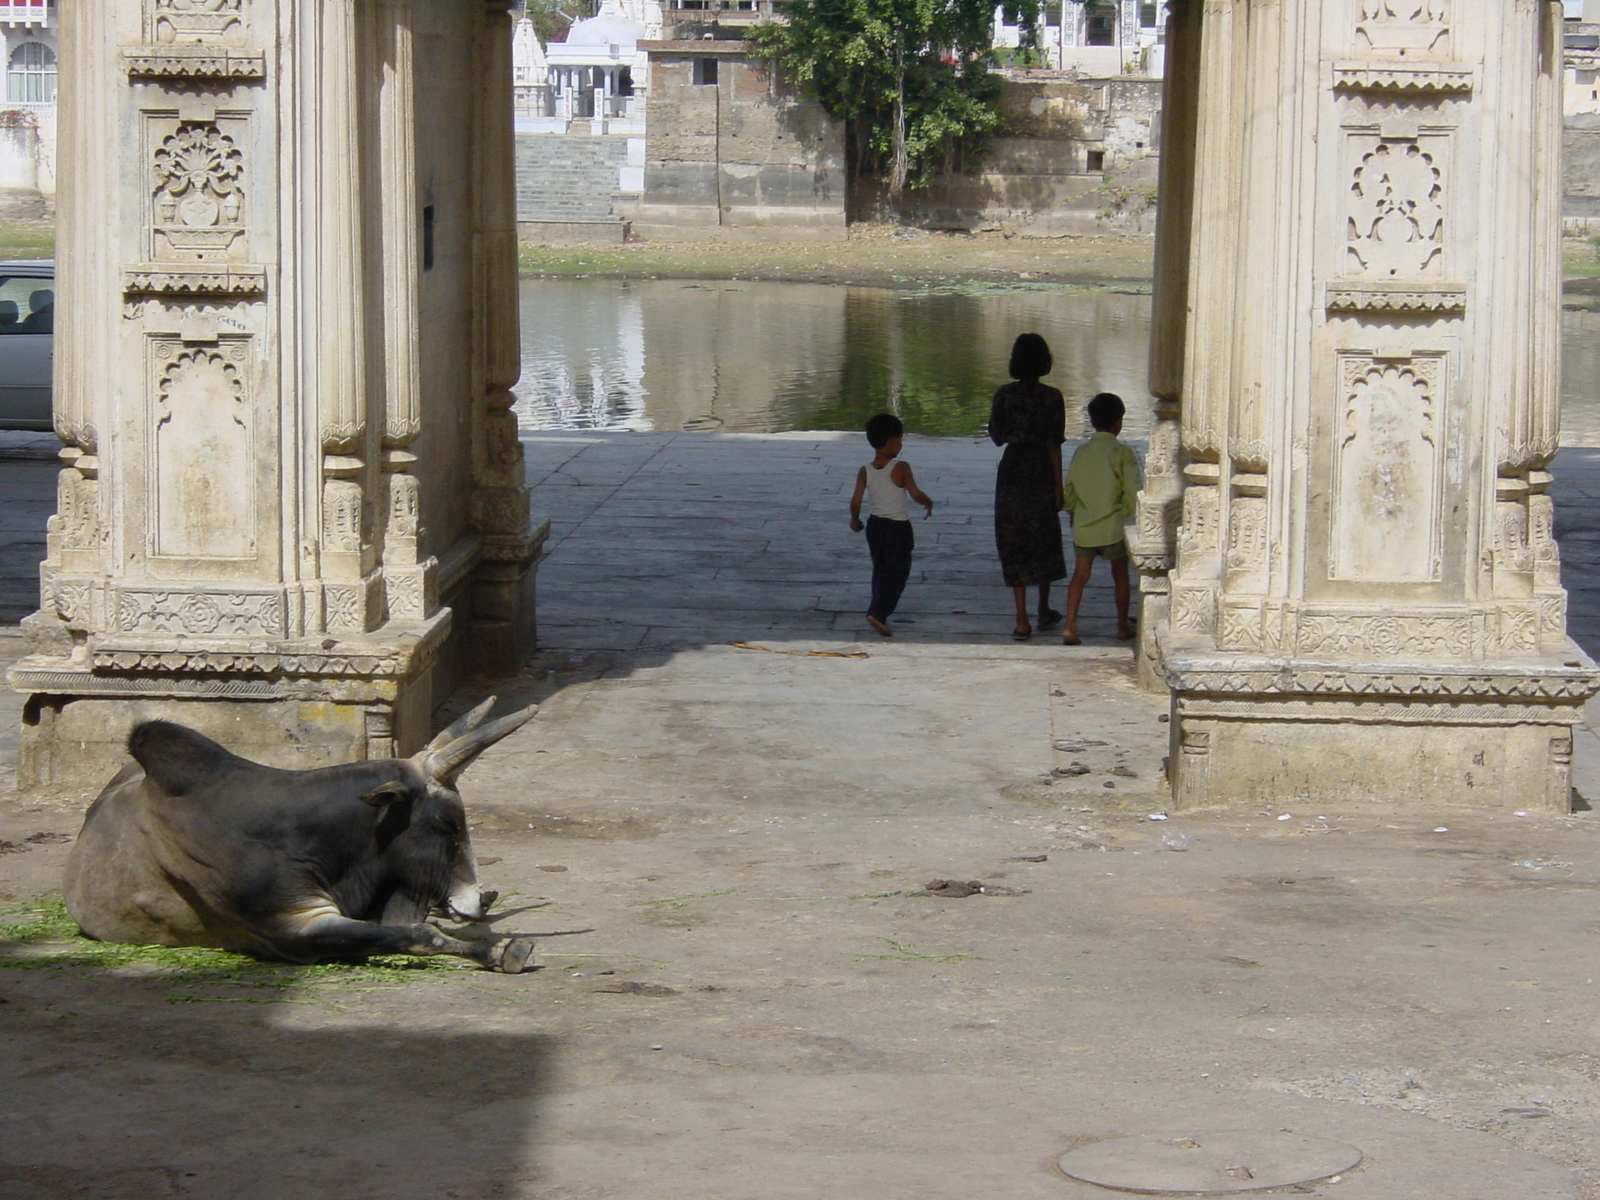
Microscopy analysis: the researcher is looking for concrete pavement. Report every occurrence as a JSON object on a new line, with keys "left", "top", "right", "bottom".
{"left": 6, "top": 432, "right": 1600, "bottom": 1197}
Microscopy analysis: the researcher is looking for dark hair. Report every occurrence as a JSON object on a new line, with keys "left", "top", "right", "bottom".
{"left": 1008, "top": 333, "right": 1053, "bottom": 380}
{"left": 865, "top": 413, "right": 904, "bottom": 449}
{"left": 1087, "top": 392, "right": 1125, "bottom": 431}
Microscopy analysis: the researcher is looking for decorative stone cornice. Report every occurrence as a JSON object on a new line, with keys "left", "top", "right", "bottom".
{"left": 89, "top": 648, "right": 411, "bottom": 678}
{"left": 1132, "top": 553, "right": 1176, "bottom": 574}
{"left": 1325, "top": 282, "right": 1467, "bottom": 314}
{"left": 124, "top": 264, "right": 267, "bottom": 297}
{"left": 1164, "top": 653, "right": 1600, "bottom": 704}
{"left": 123, "top": 47, "right": 267, "bottom": 80}
{"left": 81, "top": 611, "right": 452, "bottom": 680}
{"left": 1331, "top": 61, "right": 1474, "bottom": 94}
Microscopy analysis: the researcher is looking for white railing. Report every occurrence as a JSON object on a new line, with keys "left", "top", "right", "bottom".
{"left": 0, "top": 4, "right": 54, "bottom": 28}
{"left": 515, "top": 85, "right": 556, "bottom": 118}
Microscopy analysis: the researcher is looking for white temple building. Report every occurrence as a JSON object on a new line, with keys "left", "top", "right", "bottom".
{"left": 994, "top": 0, "right": 1167, "bottom": 78}
{"left": 517, "top": 0, "right": 659, "bottom": 135}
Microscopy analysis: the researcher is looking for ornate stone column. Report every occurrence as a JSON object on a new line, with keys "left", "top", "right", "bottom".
{"left": 9, "top": 0, "right": 545, "bottom": 794}
{"left": 1146, "top": 0, "right": 1599, "bottom": 810}
{"left": 1130, "top": 0, "right": 1199, "bottom": 689}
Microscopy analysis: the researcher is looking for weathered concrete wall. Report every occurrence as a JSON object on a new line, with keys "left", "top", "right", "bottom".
{"left": 871, "top": 74, "right": 1162, "bottom": 236}
{"left": 1567, "top": 112, "right": 1600, "bottom": 227}
{"left": 633, "top": 41, "right": 845, "bottom": 241}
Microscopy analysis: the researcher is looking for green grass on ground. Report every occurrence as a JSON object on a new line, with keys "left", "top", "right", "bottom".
{"left": 0, "top": 892, "right": 474, "bottom": 1004}
{"left": 1565, "top": 238, "right": 1600, "bottom": 278}
{"left": 0, "top": 218, "right": 52, "bottom": 262}
{"left": 8, "top": 217, "right": 1598, "bottom": 288}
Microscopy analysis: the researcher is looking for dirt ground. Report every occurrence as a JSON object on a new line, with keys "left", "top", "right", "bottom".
{"left": 4, "top": 655, "right": 1599, "bottom": 1199}
{"left": 5, "top": 433, "right": 1600, "bottom": 1199}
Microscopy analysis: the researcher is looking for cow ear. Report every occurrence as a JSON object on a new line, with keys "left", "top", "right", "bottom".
{"left": 361, "top": 781, "right": 411, "bottom": 807}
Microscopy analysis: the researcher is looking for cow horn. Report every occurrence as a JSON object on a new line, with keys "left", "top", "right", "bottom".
{"left": 422, "top": 702, "right": 540, "bottom": 785}
{"left": 425, "top": 697, "right": 496, "bottom": 754}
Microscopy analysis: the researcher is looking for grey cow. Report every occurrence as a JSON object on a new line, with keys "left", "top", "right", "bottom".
{"left": 64, "top": 699, "right": 540, "bottom": 973}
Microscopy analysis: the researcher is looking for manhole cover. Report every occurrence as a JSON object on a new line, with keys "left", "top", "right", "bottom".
{"left": 1057, "top": 1130, "right": 1362, "bottom": 1194}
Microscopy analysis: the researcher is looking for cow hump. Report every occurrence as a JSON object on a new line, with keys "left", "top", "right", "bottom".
{"left": 128, "top": 720, "right": 253, "bottom": 796}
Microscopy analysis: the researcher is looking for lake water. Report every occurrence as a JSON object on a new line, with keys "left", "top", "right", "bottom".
{"left": 515, "top": 278, "right": 1600, "bottom": 446}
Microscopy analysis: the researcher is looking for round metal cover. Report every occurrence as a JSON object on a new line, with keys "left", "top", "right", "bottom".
{"left": 1057, "top": 1130, "right": 1362, "bottom": 1195}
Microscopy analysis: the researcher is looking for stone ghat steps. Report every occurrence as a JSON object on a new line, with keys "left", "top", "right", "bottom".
{"left": 516, "top": 133, "right": 630, "bottom": 223}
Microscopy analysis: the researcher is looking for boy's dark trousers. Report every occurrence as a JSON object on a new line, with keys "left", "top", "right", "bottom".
{"left": 865, "top": 515, "right": 914, "bottom": 621}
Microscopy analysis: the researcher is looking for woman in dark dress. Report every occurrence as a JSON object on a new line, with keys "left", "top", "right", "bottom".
{"left": 988, "top": 333, "right": 1066, "bottom": 640}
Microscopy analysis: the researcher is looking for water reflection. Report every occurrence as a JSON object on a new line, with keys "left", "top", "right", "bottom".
{"left": 516, "top": 278, "right": 1600, "bottom": 446}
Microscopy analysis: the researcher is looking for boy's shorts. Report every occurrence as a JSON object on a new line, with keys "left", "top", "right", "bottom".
{"left": 1073, "top": 540, "right": 1128, "bottom": 561}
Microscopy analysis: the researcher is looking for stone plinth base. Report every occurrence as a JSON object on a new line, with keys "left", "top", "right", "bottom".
{"left": 1164, "top": 647, "right": 1600, "bottom": 812}
{"left": 7, "top": 613, "right": 449, "bottom": 799}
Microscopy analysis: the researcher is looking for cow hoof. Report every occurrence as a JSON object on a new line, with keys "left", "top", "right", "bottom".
{"left": 496, "top": 938, "right": 536, "bottom": 975}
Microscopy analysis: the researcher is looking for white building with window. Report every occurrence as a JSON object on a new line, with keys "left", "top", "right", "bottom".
{"left": 0, "top": 0, "right": 55, "bottom": 201}
{"left": 995, "top": 0, "right": 1166, "bottom": 78}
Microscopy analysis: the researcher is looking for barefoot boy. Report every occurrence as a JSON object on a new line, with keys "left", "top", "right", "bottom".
{"left": 849, "top": 414, "right": 934, "bottom": 637}
{"left": 1061, "top": 393, "right": 1142, "bottom": 645}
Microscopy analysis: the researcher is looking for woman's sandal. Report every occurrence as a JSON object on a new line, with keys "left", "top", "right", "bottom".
{"left": 1036, "top": 608, "right": 1063, "bottom": 631}
{"left": 1012, "top": 626, "right": 1032, "bottom": 642}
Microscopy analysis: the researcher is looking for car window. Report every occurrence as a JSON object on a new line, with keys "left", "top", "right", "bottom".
{"left": 0, "top": 275, "right": 53, "bottom": 334}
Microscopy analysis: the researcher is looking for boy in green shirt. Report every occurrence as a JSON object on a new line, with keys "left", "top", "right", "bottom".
{"left": 1061, "top": 392, "right": 1142, "bottom": 645}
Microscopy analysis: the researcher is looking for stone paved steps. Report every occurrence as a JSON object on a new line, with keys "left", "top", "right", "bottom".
{"left": 515, "top": 133, "right": 629, "bottom": 224}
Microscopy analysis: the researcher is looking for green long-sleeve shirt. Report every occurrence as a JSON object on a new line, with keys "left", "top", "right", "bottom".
{"left": 1062, "top": 432, "right": 1142, "bottom": 549}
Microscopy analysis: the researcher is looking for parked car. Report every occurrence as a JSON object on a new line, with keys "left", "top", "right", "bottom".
{"left": 0, "top": 260, "right": 54, "bottom": 432}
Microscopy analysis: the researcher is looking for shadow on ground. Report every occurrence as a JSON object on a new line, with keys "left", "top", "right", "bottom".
{"left": 0, "top": 966, "right": 554, "bottom": 1200}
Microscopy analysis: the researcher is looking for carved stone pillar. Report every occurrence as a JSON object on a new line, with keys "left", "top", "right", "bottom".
{"left": 9, "top": 0, "right": 546, "bottom": 795}
{"left": 1131, "top": 0, "right": 1200, "bottom": 689}
{"left": 1146, "top": 0, "right": 1599, "bottom": 811}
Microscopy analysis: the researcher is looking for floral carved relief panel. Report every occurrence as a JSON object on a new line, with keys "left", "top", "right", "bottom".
{"left": 1331, "top": 354, "right": 1444, "bottom": 584}
{"left": 151, "top": 119, "right": 248, "bottom": 264}
{"left": 1346, "top": 137, "right": 1445, "bottom": 280}
{"left": 150, "top": 338, "right": 256, "bottom": 560}
{"left": 115, "top": 589, "right": 284, "bottom": 637}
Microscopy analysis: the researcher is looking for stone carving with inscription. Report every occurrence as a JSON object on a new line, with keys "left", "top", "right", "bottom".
{"left": 1347, "top": 140, "right": 1443, "bottom": 278}
{"left": 1177, "top": 486, "right": 1220, "bottom": 556}
{"left": 154, "top": 124, "right": 245, "bottom": 261}
{"left": 1226, "top": 497, "right": 1266, "bottom": 570}
{"left": 323, "top": 480, "right": 364, "bottom": 554}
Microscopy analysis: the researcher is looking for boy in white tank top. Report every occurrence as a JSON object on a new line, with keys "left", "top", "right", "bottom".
{"left": 848, "top": 413, "right": 935, "bottom": 637}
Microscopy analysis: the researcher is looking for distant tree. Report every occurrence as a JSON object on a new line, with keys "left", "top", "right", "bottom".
{"left": 750, "top": 0, "right": 1042, "bottom": 196}
{"left": 516, "top": 0, "right": 576, "bottom": 44}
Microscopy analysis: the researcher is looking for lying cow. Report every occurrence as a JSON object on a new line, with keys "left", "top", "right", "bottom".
{"left": 64, "top": 699, "right": 540, "bottom": 973}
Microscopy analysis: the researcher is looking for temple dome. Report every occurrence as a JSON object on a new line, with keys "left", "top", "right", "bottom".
{"left": 566, "top": 0, "right": 647, "bottom": 47}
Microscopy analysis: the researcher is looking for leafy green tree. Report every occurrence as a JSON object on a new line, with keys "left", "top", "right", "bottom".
{"left": 515, "top": 0, "right": 577, "bottom": 46}
{"left": 750, "top": 0, "right": 1041, "bottom": 195}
